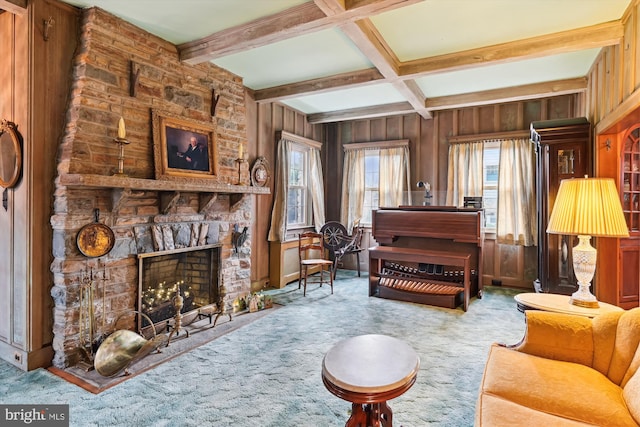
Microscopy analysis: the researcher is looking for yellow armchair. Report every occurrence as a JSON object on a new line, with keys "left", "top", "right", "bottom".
{"left": 476, "top": 308, "right": 640, "bottom": 426}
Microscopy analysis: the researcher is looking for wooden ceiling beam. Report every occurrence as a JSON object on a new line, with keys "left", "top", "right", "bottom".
{"left": 307, "top": 101, "right": 414, "bottom": 124}
{"left": 179, "top": 0, "right": 421, "bottom": 64}
{"left": 0, "top": 0, "right": 27, "bottom": 14}
{"left": 253, "top": 68, "right": 384, "bottom": 102}
{"left": 425, "top": 78, "right": 588, "bottom": 111}
{"left": 392, "top": 79, "right": 431, "bottom": 119}
{"left": 400, "top": 21, "right": 623, "bottom": 77}
{"left": 340, "top": 19, "right": 399, "bottom": 78}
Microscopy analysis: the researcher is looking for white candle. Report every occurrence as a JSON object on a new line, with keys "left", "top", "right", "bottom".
{"left": 117, "top": 117, "right": 126, "bottom": 139}
{"left": 238, "top": 144, "right": 244, "bottom": 159}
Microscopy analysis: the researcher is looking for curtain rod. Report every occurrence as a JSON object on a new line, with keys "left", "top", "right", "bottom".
{"left": 447, "top": 130, "right": 529, "bottom": 144}
{"left": 276, "top": 130, "right": 322, "bottom": 149}
{"left": 343, "top": 139, "right": 409, "bottom": 151}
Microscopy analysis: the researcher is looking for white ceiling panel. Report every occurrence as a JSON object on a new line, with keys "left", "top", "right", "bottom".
{"left": 373, "top": 0, "right": 631, "bottom": 61}
{"left": 416, "top": 48, "right": 602, "bottom": 97}
{"left": 212, "top": 29, "right": 373, "bottom": 90}
{"left": 281, "top": 83, "right": 407, "bottom": 114}
{"left": 61, "top": 0, "right": 308, "bottom": 44}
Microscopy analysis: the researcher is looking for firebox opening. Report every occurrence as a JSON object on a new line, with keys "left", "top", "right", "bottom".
{"left": 137, "top": 244, "right": 221, "bottom": 333}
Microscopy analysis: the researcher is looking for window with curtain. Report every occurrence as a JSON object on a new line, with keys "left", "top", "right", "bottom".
{"left": 287, "top": 144, "right": 311, "bottom": 227}
{"left": 446, "top": 137, "right": 536, "bottom": 246}
{"left": 268, "top": 132, "right": 325, "bottom": 242}
{"left": 341, "top": 140, "right": 411, "bottom": 230}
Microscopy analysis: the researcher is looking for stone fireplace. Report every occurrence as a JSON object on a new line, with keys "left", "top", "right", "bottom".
{"left": 47, "top": 8, "right": 268, "bottom": 369}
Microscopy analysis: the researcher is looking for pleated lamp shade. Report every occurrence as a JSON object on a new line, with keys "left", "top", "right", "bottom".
{"left": 547, "top": 177, "right": 629, "bottom": 238}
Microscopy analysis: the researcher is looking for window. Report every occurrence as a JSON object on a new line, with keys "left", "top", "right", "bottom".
{"left": 362, "top": 150, "right": 380, "bottom": 225}
{"left": 287, "top": 143, "right": 312, "bottom": 228}
{"left": 341, "top": 141, "right": 410, "bottom": 230}
{"left": 268, "top": 131, "right": 325, "bottom": 242}
{"left": 483, "top": 142, "right": 500, "bottom": 230}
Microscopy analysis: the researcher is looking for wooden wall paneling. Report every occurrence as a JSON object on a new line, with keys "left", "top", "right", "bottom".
{"left": 499, "top": 103, "right": 520, "bottom": 131}
{"left": 458, "top": 109, "right": 475, "bottom": 135}
{"left": 523, "top": 100, "right": 542, "bottom": 125}
{"left": 12, "top": 6, "right": 28, "bottom": 352}
{"left": 633, "top": 3, "right": 640, "bottom": 95}
{"left": 547, "top": 96, "right": 573, "bottom": 120}
{"left": 0, "top": 10, "right": 15, "bottom": 348}
{"left": 608, "top": 45, "right": 622, "bottom": 114}
{"left": 30, "top": 1, "right": 78, "bottom": 355}
{"left": 623, "top": 11, "right": 636, "bottom": 99}
{"left": 386, "top": 116, "right": 402, "bottom": 140}
{"left": 403, "top": 114, "right": 420, "bottom": 197}
{"left": 478, "top": 105, "right": 495, "bottom": 134}
{"left": 369, "top": 117, "right": 385, "bottom": 140}
{"left": 436, "top": 110, "right": 453, "bottom": 205}
{"left": 251, "top": 102, "right": 324, "bottom": 289}
{"left": 599, "top": 54, "right": 609, "bottom": 119}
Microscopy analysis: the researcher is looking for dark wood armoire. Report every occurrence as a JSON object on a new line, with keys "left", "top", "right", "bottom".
{"left": 530, "top": 118, "right": 591, "bottom": 295}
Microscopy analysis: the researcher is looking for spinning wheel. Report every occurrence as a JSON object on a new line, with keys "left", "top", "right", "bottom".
{"left": 320, "top": 221, "right": 349, "bottom": 252}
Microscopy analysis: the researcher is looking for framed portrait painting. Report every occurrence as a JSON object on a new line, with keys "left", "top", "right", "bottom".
{"left": 152, "top": 110, "right": 218, "bottom": 181}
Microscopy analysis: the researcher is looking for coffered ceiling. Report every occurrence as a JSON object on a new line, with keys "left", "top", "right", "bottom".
{"left": 3, "top": 0, "right": 632, "bottom": 123}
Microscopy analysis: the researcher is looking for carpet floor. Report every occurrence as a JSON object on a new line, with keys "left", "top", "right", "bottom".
{"left": 0, "top": 271, "right": 526, "bottom": 426}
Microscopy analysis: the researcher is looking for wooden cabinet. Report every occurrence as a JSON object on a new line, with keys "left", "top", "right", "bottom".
{"left": 530, "top": 118, "right": 591, "bottom": 295}
{"left": 0, "top": 1, "right": 79, "bottom": 370}
{"left": 596, "top": 123, "right": 640, "bottom": 309}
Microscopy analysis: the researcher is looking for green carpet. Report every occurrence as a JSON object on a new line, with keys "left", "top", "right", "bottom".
{"left": 0, "top": 271, "right": 526, "bottom": 426}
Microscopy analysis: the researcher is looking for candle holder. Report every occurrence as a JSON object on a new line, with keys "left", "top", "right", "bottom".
{"left": 235, "top": 158, "right": 245, "bottom": 185}
{"left": 113, "top": 137, "right": 130, "bottom": 176}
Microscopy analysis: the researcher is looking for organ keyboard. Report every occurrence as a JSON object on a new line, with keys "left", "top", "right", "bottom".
{"left": 369, "top": 207, "right": 484, "bottom": 311}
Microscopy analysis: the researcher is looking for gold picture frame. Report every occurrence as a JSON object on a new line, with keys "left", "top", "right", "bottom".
{"left": 152, "top": 110, "right": 218, "bottom": 181}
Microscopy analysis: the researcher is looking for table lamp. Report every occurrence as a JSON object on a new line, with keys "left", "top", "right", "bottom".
{"left": 546, "top": 177, "right": 629, "bottom": 308}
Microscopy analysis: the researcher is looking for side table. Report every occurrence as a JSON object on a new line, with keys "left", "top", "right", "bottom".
{"left": 514, "top": 293, "right": 624, "bottom": 318}
{"left": 322, "top": 334, "right": 420, "bottom": 427}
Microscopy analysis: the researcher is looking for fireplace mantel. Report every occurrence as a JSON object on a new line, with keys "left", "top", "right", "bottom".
{"left": 58, "top": 173, "right": 270, "bottom": 212}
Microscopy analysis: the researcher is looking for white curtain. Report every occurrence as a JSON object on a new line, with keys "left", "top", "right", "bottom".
{"left": 379, "top": 146, "right": 412, "bottom": 208}
{"left": 340, "top": 144, "right": 411, "bottom": 232}
{"left": 267, "top": 138, "right": 290, "bottom": 241}
{"left": 445, "top": 142, "right": 484, "bottom": 207}
{"left": 267, "top": 135, "right": 326, "bottom": 241}
{"left": 340, "top": 149, "right": 365, "bottom": 232}
{"left": 497, "top": 138, "right": 537, "bottom": 246}
{"left": 309, "top": 147, "right": 326, "bottom": 231}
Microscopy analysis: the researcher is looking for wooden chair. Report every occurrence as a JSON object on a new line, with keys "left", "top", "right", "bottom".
{"left": 298, "top": 231, "right": 334, "bottom": 296}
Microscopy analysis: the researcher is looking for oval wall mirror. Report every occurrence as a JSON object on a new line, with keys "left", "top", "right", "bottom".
{"left": 0, "top": 120, "right": 22, "bottom": 188}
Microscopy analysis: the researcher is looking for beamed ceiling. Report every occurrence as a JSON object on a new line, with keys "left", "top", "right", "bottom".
{"left": 3, "top": 0, "right": 633, "bottom": 123}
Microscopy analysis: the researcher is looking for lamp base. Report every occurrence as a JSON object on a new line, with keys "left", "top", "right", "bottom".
{"left": 569, "top": 281, "right": 600, "bottom": 309}
{"left": 569, "top": 297, "right": 600, "bottom": 309}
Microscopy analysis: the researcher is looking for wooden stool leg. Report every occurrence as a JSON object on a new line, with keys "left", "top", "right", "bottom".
{"left": 379, "top": 402, "right": 393, "bottom": 427}
{"left": 367, "top": 402, "right": 392, "bottom": 427}
{"left": 345, "top": 403, "right": 368, "bottom": 427}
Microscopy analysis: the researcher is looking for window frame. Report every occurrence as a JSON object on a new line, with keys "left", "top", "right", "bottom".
{"left": 482, "top": 141, "right": 500, "bottom": 232}
{"left": 286, "top": 142, "right": 314, "bottom": 231}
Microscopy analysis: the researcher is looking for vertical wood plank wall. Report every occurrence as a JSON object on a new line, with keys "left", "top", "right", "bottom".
{"left": 588, "top": 0, "right": 640, "bottom": 128}
{"left": 247, "top": 99, "right": 324, "bottom": 290}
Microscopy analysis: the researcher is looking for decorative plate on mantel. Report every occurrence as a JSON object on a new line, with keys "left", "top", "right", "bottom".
{"left": 251, "top": 156, "right": 270, "bottom": 187}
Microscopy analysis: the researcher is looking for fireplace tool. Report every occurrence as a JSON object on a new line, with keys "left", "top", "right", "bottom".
{"left": 213, "top": 283, "right": 232, "bottom": 327}
{"left": 166, "top": 286, "right": 190, "bottom": 346}
{"left": 77, "top": 268, "right": 106, "bottom": 370}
